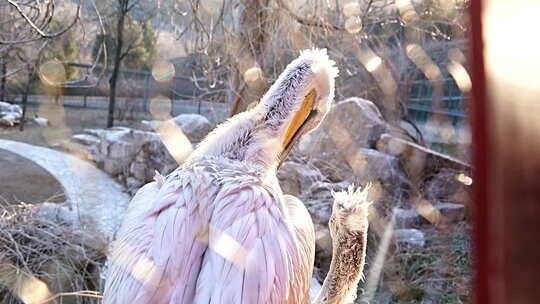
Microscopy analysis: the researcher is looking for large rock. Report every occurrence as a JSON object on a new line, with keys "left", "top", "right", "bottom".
{"left": 425, "top": 168, "right": 471, "bottom": 206}
{"left": 313, "top": 223, "right": 333, "bottom": 282}
{"left": 307, "top": 198, "right": 333, "bottom": 225}
{"left": 37, "top": 202, "right": 80, "bottom": 228}
{"left": 376, "top": 133, "right": 470, "bottom": 181}
{"left": 125, "top": 139, "right": 178, "bottom": 195}
{"left": 394, "top": 229, "right": 426, "bottom": 247}
{"left": 308, "top": 148, "right": 405, "bottom": 212}
{"left": 314, "top": 224, "right": 332, "bottom": 270}
{"left": 96, "top": 127, "right": 180, "bottom": 192}
{"left": 71, "top": 133, "right": 100, "bottom": 146}
{"left": 277, "top": 161, "right": 325, "bottom": 197}
{"left": 171, "top": 114, "right": 213, "bottom": 142}
{"left": 142, "top": 114, "right": 214, "bottom": 143}
{"left": 55, "top": 126, "right": 184, "bottom": 196}
{"left": 0, "top": 101, "right": 21, "bottom": 114}
{"left": 94, "top": 127, "right": 160, "bottom": 175}
{"left": 0, "top": 102, "right": 22, "bottom": 127}
{"left": 297, "top": 97, "right": 397, "bottom": 182}
{"left": 435, "top": 202, "right": 467, "bottom": 223}
{"left": 395, "top": 207, "right": 427, "bottom": 228}
{"left": 395, "top": 202, "right": 467, "bottom": 228}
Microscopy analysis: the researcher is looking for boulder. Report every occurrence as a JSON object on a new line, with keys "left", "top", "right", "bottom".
{"left": 140, "top": 119, "right": 163, "bottom": 131}
{"left": 394, "top": 228, "right": 425, "bottom": 247}
{"left": 376, "top": 133, "right": 470, "bottom": 181}
{"left": 71, "top": 133, "right": 100, "bottom": 146}
{"left": 314, "top": 224, "right": 332, "bottom": 258}
{"left": 277, "top": 162, "right": 303, "bottom": 197}
{"left": 425, "top": 168, "right": 471, "bottom": 206}
{"left": 0, "top": 102, "right": 22, "bottom": 127}
{"left": 297, "top": 97, "right": 390, "bottom": 181}
{"left": 55, "top": 126, "right": 182, "bottom": 196}
{"left": 126, "top": 139, "right": 178, "bottom": 194}
{"left": 0, "top": 101, "right": 21, "bottom": 114}
{"left": 435, "top": 202, "right": 467, "bottom": 223}
{"left": 277, "top": 161, "right": 325, "bottom": 197}
{"left": 171, "top": 114, "right": 213, "bottom": 142}
{"left": 394, "top": 202, "right": 467, "bottom": 229}
{"left": 307, "top": 199, "right": 333, "bottom": 225}
{"left": 0, "top": 113, "right": 20, "bottom": 127}
{"left": 96, "top": 127, "right": 160, "bottom": 175}
{"left": 140, "top": 114, "right": 213, "bottom": 143}
{"left": 129, "top": 161, "right": 149, "bottom": 181}
{"left": 394, "top": 207, "right": 426, "bottom": 228}
{"left": 309, "top": 149, "right": 404, "bottom": 209}
{"left": 314, "top": 224, "right": 333, "bottom": 276}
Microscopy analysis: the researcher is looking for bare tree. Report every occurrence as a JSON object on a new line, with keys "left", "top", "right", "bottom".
{"left": 174, "top": 0, "right": 468, "bottom": 126}
{"left": 105, "top": 0, "right": 159, "bottom": 127}
{"left": 0, "top": 0, "right": 109, "bottom": 99}
{"left": 0, "top": 0, "right": 81, "bottom": 77}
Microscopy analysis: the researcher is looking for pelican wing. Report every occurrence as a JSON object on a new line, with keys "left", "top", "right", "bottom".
{"left": 192, "top": 187, "right": 314, "bottom": 304}
{"left": 104, "top": 166, "right": 315, "bottom": 304}
{"left": 282, "top": 194, "right": 316, "bottom": 302}
{"left": 103, "top": 168, "right": 218, "bottom": 304}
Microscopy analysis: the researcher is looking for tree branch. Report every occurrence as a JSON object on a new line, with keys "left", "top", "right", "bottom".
{"left": 275, "top": 0, "right": 345, "bottom": 31}
{"left": 5, "top": 0, "right": 81, "bottom": 41}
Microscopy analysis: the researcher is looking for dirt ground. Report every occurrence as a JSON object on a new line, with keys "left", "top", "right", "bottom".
{"left": 0, "top": 104, "right": 145, "bottom": 205}
{"left": 0, "top": 150, "right": 65, "bottom": 205}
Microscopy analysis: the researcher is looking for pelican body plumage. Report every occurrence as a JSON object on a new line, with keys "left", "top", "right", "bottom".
{"left": 103, "top": 49, "right": 369, "bottom": 304}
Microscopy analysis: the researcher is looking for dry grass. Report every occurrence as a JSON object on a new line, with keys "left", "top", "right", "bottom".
{"left": 0, "top": 201, "right": 106, "bottom": 304}
{"left": 374, "top": 222, "right": 472, "bottom": 303}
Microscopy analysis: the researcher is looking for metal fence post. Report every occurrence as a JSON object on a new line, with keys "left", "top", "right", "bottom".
{"left": 143, "top": 74, "right": 150, "bottom": 112}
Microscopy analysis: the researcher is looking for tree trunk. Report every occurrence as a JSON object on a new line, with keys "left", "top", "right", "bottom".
{"left": 229, "top": 0, "right": 272, "bottom": 116}
{"left": 20, "top": 68, "right": 34, "bottom": 131}
{"left": 0, "top": 55, "right": 6, "bottom": 101}
{"left": 107, "top": 4, "right": 127, "bottom": 128}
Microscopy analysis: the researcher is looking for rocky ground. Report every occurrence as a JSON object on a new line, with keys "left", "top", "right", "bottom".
{"left": 1, "top": 96, "right": 472, "bottom": 302}
{"left": 53, "top": 113, "right": 212, "bottom": 195}
{"left": 0, "top": 150, "right": 65, "bottom": 205}
{"left": 51, "top": 96, "right": 472, "bottom": 302}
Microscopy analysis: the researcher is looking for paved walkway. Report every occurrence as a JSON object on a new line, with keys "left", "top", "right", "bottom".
{"left": 0, "top": 139, "right": 130, "bottom": 239}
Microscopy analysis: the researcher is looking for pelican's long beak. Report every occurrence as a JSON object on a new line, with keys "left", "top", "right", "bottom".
{"left": 282, "top": 89, "right": 316, "bottom": 148}
{"left": 278, "top": 89, "right": 318, "bottom": 167}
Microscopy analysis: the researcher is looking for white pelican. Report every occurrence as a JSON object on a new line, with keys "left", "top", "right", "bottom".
{"left": 103, "top": 49, "right": 370, "bottom": 304}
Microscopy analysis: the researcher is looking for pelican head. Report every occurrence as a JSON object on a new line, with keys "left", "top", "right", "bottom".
{"left": 190, "top": 49, "right": 338, "bottom": 171}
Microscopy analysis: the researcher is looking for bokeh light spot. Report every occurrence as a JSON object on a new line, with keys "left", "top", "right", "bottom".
{"left": 365, "top": 56, "right": 382, "bottom": 72}
{"left": 38, "top": 99, "right": 72, "bottom": 146}
{"left": 456, "top": 173, "right": 473, "bottom": 185}
{"left": 396, "top": 0, "right": 418, "bottom": 24}
{"left": 448, "top": 48, "right": 466, "bottom": 64}
{"left": 209, "top": 224, "right": 247, "bottom": 270}
{"left": 243, "top": 66, "right": 262, "bottom": 83}
{"left": 17, "top": 275, "right": 52, "bottom": 304}
{"left": 345, "top": 17, "right": 363, "bottom": 34}
{"left": 155, "top": 120, "right": 193, "bottom": 164}
{"left": 39, "top": 60, "right": 66, "bottom": 85}
{"left": 448, "top": 62, "right": 472, "bottom": 92}
{"left": 343, "top": 1, "right": 362, "bottom": 17}
{"left": 152, "top": 60, "right": 176, "bottom": 83}
{"left": 149, "top": 96, "right": 172, "bottom": 120}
